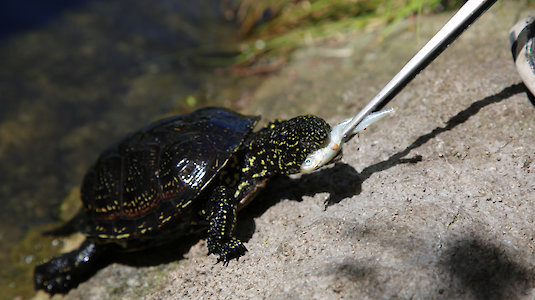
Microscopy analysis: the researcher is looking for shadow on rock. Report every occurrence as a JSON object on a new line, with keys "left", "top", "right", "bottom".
{"left": 441, "top": 237, "right": 534, "bottom": 300}
{"left": 237, "top": 162, "right": 364, "bottom": 240}
{"left": 323, "top": 257, "right": 382, "bottom": 295}
{"left": 525, "top": 85, "right": 535, "bottom": 107}
{"left": 361, "top": 83, "right": 525, "bottom": 180}
{"left": 113, "top": 234, "right": 204, "bottom": 267}
{"left": 260, "top": 162, "right": 364, "bottom": 208}
{"left": 301, "top": 162, "right": 362, "bottom": 208}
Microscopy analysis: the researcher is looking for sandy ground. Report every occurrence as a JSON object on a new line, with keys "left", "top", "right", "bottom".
{"left": 41, "top": 2, "right": 535, "bottom": 299}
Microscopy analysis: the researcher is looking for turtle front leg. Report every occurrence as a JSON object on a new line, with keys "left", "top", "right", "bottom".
{"left": 207, "top": 185, "right": 247, "bottom": 265}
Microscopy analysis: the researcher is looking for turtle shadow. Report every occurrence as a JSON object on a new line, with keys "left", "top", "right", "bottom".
{"left": 236, "top": 162, "right": 365, "bottom": 241}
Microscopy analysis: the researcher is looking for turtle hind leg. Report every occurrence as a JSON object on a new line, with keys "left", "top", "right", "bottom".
{"left": 34, "top": 239, "right": 107, "bottom": 294}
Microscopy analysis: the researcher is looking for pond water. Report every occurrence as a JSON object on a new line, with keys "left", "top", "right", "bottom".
{"left": 0, "top": 1, "right": 257, "bottom": 297}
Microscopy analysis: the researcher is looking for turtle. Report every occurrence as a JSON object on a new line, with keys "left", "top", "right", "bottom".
{"left": 34, "top": 106, "right": 334, "bottom": 294}
{"left": 34, "top": 105, "right": 395, "bottom": 294}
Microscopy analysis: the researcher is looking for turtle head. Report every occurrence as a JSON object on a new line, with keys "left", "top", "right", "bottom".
{"left": 247, "top": 115, "right": 331, "bottom": 176}
{"left": 300, "top": 107, "right": 395, "bottom": 173}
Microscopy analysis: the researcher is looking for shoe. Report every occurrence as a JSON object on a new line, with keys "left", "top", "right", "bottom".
{"left": 510, "top": 16, "right": 535, "bottom": 95}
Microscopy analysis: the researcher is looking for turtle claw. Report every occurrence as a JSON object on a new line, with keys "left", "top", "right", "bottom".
{"left": 208, "top": 237, "right": 248, "bottom": 265}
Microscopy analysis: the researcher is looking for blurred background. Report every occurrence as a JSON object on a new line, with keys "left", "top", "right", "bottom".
{"left": 0, "top": 0, "right": 465, "bottom": 298}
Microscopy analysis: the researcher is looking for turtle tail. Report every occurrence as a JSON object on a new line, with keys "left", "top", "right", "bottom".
{"left": 34, "top": 239, "right": 108, "bottom": 294}
{"left": 42, "top": 210, "right": 86, "bottom": 237}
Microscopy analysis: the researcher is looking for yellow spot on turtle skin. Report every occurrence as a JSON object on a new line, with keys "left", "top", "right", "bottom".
{"left": 278, "top": 158, "right": 284, "bottom": 171}
{"left": 115, "top": 233, "right": 131, "bottom": 239}
{"left": 234, "top": 180, "right": 250, "bottom": 198}
{"left": 96, "top": 207, "right": 107, "bottom": 213}
{"left": 252, "top": 170, "right": 267, "bottom": 179}
{"left": 287, "top": 140, "right": 299, "bottom": 147}
{"left": 181, "top": 200, "right": 192, "bottom": 208}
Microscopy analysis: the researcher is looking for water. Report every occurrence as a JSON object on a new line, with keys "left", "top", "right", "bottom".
{"left": 0, "top": 1, "right": 254, "bottom": 298}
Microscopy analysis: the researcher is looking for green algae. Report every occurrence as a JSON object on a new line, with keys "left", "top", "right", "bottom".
{"left": 233, "top": 0, "right": 462, "bottom": 65}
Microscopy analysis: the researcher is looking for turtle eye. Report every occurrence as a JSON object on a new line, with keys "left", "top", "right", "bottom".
{"left": 304, "top": 158, "right": 312, "bottom": 166}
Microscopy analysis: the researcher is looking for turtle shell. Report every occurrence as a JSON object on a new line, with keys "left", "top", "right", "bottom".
{"left": 80, "top": 107, "right": 259, "bottom": 241}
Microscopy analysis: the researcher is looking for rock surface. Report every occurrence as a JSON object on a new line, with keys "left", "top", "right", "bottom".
{"left": 47, "top": 2, "right": 535, "bottom": 299}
